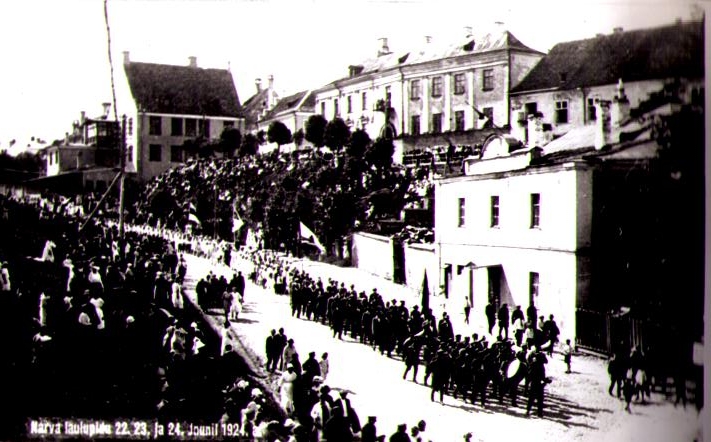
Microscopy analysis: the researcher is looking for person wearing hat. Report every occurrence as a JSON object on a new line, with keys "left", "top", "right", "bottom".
{"left": 302, "top": 351, "right": 321, "bottom": 385}
{"left": 281, "top": 338, "right": 297, "bottom": 371}
{"left": 389, "top": 423, "right": 411, "bottom": 442}
{"left": 360, "top": 416, "right": 379, "bottom": 442}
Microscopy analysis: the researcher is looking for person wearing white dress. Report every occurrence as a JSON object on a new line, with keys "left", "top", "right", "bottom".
{"left": 279, "top": 365, "right": 298, "bottom": 415}
{"left": 319, "top": 353, "right": 330, "bottom": 381}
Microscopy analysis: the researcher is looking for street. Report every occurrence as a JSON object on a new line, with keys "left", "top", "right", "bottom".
{"left": 184, "top": 254, "right": 700, "bottom": 442}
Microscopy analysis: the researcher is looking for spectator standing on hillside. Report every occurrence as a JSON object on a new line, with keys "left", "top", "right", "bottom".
{"left": 319, "top": 352, "right": 330, "bottom": 381}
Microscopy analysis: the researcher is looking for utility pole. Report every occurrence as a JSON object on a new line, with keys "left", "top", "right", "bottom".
{"left": 118, "top": 114, "right": 127, "bottom": 241}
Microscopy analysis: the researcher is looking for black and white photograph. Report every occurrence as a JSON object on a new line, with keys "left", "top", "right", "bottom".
{"left": 0, "top": 0, "right": 708, "bottom": 440}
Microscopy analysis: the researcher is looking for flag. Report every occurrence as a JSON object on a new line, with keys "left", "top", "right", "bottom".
{"left": 232, "top": 213, "right": 244, "bottom": 233}
{"left": 299, "top": 222, "right": 325, "bottom": 254}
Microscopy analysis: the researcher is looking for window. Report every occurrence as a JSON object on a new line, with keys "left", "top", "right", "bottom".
{"left": 333, "top": 98, "right": 339, "bottom": 118}
{"left": 185, "top": 119, "right": 197, "bottom": 137}
{"left": 431, "top": 77, "right": 443, "bottom": 97}
{"left": 149, "top": 144, "right": 162, "bottom": 162}
{"left": 524, "top": 102, "right": 538, "bottom": 118}
{"left": 128, "top": 117, "right": 133, "bottom": 136}
{"left": 55, "top": 152, "right": 59, "bottom": 164}
{"left": 347, "top": 95, "right": 352, "bottom": 113}
{"left": 223, "top": 121, "right": 234, "bottom": 129}
{"left": 149, "top": 116, "right": 162, "bottom": 135}
{"left": 482, "top": 107, "right": 494, "bottom": 128}
{"left": 530, "top": 193, "right": 540, "bottom": 228}
{"left": 482, "top": 69, "right": 494, "bottom": 91}
{"left": 361, "top": 92, "right": 367, "bottom": 111}
{"left": 490, "top": 195, "right": 500, "bottom": 227}
{"left": 457, "top": 198, "right": 466, "bottom": 227}
{"left": 410, "top": 80, "right": 420, "bottom": 100}
{"left": 321, "top": 102, "right": 326, "bottom": 116}
{"left": 171, "top": 145, "right": 182, "bottom": 163}
{"left": 171, "top": 118, "right": 183, "bottom": 136}
{"left": 385, "top": 86, "right": 392, "bottom": 107}
{"left": 454, "top": 110, "right": 465, "bottom": 131}
{"left": 529, "top": 272, "right": 540, "bottom": 301}
{"left": 127, "top": 145, "right": 133, "bottom": 162}
{"left": 431, "top": 113, "right": 443, "bottom": 133}
{"left": 555, "top": 101, "right": 569, "bottom": 124}
{"left": 48, "top": 153, "right": 53, "bottom": 165}
{"left": 454, "top": 73, "right": 466, "bottom": 95}
{"left": 198, "top": 119, "right": 210, "bottom": 137}
{"left": 410, "top": 115, "right": 421, "bottom": 135}
{"left": 587, "top": 98, "right": 596, "bottom": 121}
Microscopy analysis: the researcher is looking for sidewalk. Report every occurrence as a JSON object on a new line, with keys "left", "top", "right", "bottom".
{"left": 183, "top": 253, "right": 700, "bottom": 442}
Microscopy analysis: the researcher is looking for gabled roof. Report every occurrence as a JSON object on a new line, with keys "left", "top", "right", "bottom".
{"left": 242, "top": 89, "right": 270, "bottom": 127}
{"left": 321, "top": 28, "right": 541, "bottom": 90}
{"left": 511, "top": 20, "right": 704, "bottom": 94}
{"left": 260, "top": 90, "right": 316, "bottom": 122}
{"left": 124, "top": 62, "right": 243, "bottom": 118}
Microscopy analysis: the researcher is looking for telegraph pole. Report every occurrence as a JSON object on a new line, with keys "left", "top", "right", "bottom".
{"left": 118, "top": 114, "right": 127, "bottom": 240}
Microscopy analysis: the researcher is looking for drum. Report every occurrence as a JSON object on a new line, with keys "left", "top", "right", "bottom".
{"left": 506, "top": 359, "right": 521, "bottom": 380}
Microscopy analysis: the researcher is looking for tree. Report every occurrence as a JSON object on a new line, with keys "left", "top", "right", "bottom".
{"left": 219, "top": 127, "right": 242, "bottom": 158}
{"left": 347, "top": 129, "right": 370, "bottom": 159}
{"left": 240, "top": 133, "right": 259, "bottom": 156}
{"left": 257, "top": 130, "right": 267, "bottom": 145}
{"left": 293, "top": 128, "right": 305, "bottom": 148}
{"left": 366, "top": 137, "right": 395, "bottom": 170}
{"left": 267, "top": 121, "right": 293, "bottom": 153}
{"left": 305, "top": 114, "right": 327, "bottom": 149}
{"left": 324, "top": 117, "right": 351, "bottom": 157}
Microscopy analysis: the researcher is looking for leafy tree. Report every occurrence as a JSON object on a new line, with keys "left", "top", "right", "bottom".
{"left": 347, "top": 129, "right": 370, "bottom": 159}
{"left": 366, "top": 137, "right": 395, "bottom": 170}
{"left": 240, "top": 133, "right": 259, "bottom": 156}
{"left": 267, "top": 121, "right": 293, "bottom": 154}
{"left": 305, "top": 114, "right": 327, "bottom": 149}
{"left": 325, "top": 117, "right": 351, "bottom": 156}
{"left": 293, "top": 128, "right": 305, "bottom": 148}
{"left": 257, "top": 130, "right": 267, "bottom": 145}
{"left": 219, "top": 127, "right": 242, "bottom": 158}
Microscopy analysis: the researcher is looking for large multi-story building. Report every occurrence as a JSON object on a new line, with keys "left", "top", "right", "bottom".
{"left": 435, "top": 84, "right": 704, "bottom": 356}
{"left": 509, "top": 20, "right": 704, "bottom": 144}
{"left": 115, "top": 53, "right": 245, "bottom": 180}
{"left": 257, "top": 89, "right": 315, "bottom": 137}
{"left": 313, "top": 26, "right": 544, "bottom": 154}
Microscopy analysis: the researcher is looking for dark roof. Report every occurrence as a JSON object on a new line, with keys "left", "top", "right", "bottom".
{"left": 511, "top": 20, "right": 704, "bottom": 93}
{"left": 124, "top": 62, "right": 243, "bottom": 118}
{"left": 321, "top": 29, "right": 541, "bottom": 90}
{"left": 261, "top": 90, "right": 315, "bottom": 121}
{"left": 242, "top": 89, "right": 270, "bottom": 128}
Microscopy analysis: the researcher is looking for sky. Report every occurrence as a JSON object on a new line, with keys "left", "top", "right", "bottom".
{"left": 0, "top": 0, "right": 704, "bottom": 155}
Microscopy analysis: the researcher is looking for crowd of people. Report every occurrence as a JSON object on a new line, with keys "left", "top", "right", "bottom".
{"left": 284, "top": 268, "right": 562, "bottom": 418}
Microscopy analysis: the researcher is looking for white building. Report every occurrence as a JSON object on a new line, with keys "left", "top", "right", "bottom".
{"left": 115, "top": 53, "right": 245, "bottom": 180}
{"left": 313, "top": 26, "right": 544, "bottom": 150}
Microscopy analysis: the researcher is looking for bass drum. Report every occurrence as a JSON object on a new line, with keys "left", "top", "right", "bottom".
{"left": 505, "top": 359, "right": 522, "bottom": 380}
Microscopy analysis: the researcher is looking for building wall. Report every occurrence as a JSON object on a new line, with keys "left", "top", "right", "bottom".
{"left": 351, "top": 232, "right": 393, "bottom": 281}
{"left": 510, "top": 78, "right": 705, "bottom": 137}
{"left": 434, "top": 163, "right": 592, "bottom": 340}
{"left": 403, "top": 242, "right": 438, "bottom": 298}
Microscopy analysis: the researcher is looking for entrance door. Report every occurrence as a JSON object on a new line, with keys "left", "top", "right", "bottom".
{"left": 488, "top": 266, "right": 502, "bottom": 307}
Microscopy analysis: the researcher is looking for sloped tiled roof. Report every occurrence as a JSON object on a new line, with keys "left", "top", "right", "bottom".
{"left": 511, "top": 20, "right": 704, "bottom": 94}
{"left": 242, "top": 89, "right": 270, "bottom": 128}
{"left": 323, "top": 29, "right": 541, "bottom": 89}
{"left": 124, "top": 62, "right": 243, "bottom": 118}
{"left": 261, "top": 90, "right": 316, "bottom": 121}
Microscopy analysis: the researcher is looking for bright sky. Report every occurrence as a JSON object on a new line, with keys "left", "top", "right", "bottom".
{"left": 0, "top": 0, "right": 703, "bottom": 154}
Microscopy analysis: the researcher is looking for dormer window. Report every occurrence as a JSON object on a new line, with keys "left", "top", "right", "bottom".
{"left": 349, "top": 65, "right": 364, "bottom": 77}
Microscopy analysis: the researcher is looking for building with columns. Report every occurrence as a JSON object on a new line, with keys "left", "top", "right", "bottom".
{"left": 115, "top": 52, "right": 245, "bottom": 180}
{"left": 313, "top": 26, "right": 544, "bottom": 154}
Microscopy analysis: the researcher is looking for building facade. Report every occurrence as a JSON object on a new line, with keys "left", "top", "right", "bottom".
{"left": 509, "top": 20, "right": 704, "bottom": 143}
{"left": 115, "top": 53, "right": 245, "bottom": 180}
{"left": 257, "top": 89, "right": 316, "bottom": 140}
{"left": 313, "top": 27, "right": 544, "bottom": 149}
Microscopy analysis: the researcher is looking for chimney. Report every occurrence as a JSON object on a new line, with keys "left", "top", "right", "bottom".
{"left": 424, "top": 35, "right": 432, "bottom": 44}
{"left": 268, "top": 74, "right": 274, "bottom": 90}
{"left": 255, "top": 78, "right": 262, "bottom": 93}
{"left": 527, "top": 113, "right": 543, "bottom": 148}
{"left": 80, "top": 111, "right": 86, "bottom": 124}
{"left": 611, "top": 78, "right": 630, "bottom": 127}
{"left": 613, "top": 27, "right": 623, "bottom": 34}
{"left": 377, "top": 37, "right": 391, "bottom": 56}
{"left": 122, "top": 51, "right": 130, "bottom": 65}
{"left": 102, "top": 102, "right": 111, "bottom": 118}
{"left": 464, "top": 26, "right": 473, "bottom": 39}
{"left": 594, "top": 99, "right": 612, "bottom": 150}
{"left": 188, "top": 56, "right": 197, "bottom": 67}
